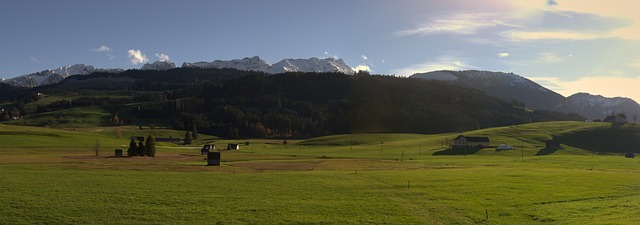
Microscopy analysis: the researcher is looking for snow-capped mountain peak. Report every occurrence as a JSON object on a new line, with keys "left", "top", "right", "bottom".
{"left": 182, "top": 56, "right": 270, "bottom": 72}
{"left": 141, "top": 60, "right": 177, "bottom": 71}
{"left": 183, "top": 56, "right": 354, "bottom": 74}
{"left": 268, "top": 57, "right": 353, "bottom": 74}
{"left": 1, "top": 64, "right": 123, "bottom": 87}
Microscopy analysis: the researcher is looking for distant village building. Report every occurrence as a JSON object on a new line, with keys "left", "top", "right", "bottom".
{"left": 453, "top": 135, "right": 490, "bottom": 148}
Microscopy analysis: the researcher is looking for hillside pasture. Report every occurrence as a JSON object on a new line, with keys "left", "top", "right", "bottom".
{"left": 1, "top": 122, "right": 639, "bottom": 224}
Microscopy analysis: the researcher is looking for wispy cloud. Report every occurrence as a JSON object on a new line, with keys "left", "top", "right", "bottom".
{"left": 506, "top": 52, "right": 571, "bottom": 66}
{"left": 537, "top": 52, "right": 569, "bottom": 63}
{"left": 127, "top": 49, "right": 148, "bottom": 65}
{"left": 391, "top": 56, "right": 477, "bottom": 76}
{"left": 361, "top": 55, "right": 368, "bottom": 61}
{"left": 395, "top": 13, "right": 518, "bottom": 37}
{"left": 352, "top": 65, "right": 371, "bottom": 72}
{"left": 506, "top": 0, "right": 640, "bottom": 40}
{"left": 29, "top": 57, "right": 40, "bottom": 64}
{"left": 93, "top": 45, "right": 112, "bottom": 53}
{"left": 501, "top": 30, "right": 609, "bottom": 42}
{"left": 155, "top": 53, "right": 170, "bottom": 62}
{"left": 497, "top": 52, "right": 510, "bottom": 58}
{"left": 93, "top": 45, "right": 115, "bottom": 60}
{"left": 529, "top": 75, "right": 640, "bottom": 103}
{"left": 629, "top": 61, "right": 640, "bottom": 68}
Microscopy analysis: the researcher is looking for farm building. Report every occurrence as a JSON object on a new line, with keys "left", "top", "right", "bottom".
{"left": 201, "top": 144, "right": 215, "bottom": 155}
{"left": 453, "top": 135, "right": 490, "bottom": 148}
{"left": 227, "top": 143, "right": 240, "bottom": 150}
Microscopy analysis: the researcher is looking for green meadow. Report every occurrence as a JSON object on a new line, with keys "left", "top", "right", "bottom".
{"left": 1, "top": 122, "right": 639, "bottom": 224}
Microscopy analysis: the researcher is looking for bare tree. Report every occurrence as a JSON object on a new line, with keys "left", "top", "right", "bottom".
{"left": 95, "top": 138, "right": 100, "bottom": 157}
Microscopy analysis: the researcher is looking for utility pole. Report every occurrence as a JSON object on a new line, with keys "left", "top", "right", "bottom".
{"left": 350, "top": 138, "right": 353, "bottom": 151}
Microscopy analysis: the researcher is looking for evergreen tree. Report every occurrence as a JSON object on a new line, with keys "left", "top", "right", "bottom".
{"left": 145, "top": 135, "right": 156, "bottom": 157}
{"left": 137, "top": 140, "right": 145, "bottom": 156}
{"left": 184, "top": 131, "right": 192, "bottom": 145}
{"left": 191, "top": 124, "right": 198, "bottom": 140}
{"left": 127, "top": 137, "right": 136, "bottom": 156}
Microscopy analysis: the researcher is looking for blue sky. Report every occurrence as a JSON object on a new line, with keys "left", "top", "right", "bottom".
{"left": 2, "top": 0, "right": 640, "bottom": 102}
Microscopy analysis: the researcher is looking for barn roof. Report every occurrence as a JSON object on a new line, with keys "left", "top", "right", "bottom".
{"left": 455, "top": 135, "right": 490, "bottom": 142}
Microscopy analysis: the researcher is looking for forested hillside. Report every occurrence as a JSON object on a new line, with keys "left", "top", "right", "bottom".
{"left": 1, "top": 68, "right": 585, "bottom": 138}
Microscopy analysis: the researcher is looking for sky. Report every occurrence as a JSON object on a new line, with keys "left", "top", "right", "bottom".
{"left": 1, "top": 0, "right": 639, "bottom": 102}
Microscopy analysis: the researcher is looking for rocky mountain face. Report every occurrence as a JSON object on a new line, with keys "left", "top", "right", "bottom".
{"left": 567, "top": 93, "right": 640, "bottom": 120}
{"left": 182, "top": 56, "right": 270, "bottom": 72}
{"left": 141, "top": 61, "right": 176, "bottom": 71}
{"left": 182, "top": 56, "right": 354, "bottom": 74}
{"left": 3, "top": 56, "right": 355, "bottom": 87}
{"left": 267, "top": 57, "right": 353, "bottom": 74}
{"left": 1, "top": 64, "right": 123, "bottom": 87}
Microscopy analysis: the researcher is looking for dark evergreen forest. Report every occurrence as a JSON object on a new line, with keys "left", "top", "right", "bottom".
{"left": 1, "top": 68, "right": 585, "bottom": 138}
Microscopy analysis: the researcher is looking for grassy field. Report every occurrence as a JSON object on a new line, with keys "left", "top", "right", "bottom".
{"left": 0, "top": 122, "right": 639, "bottom": 224}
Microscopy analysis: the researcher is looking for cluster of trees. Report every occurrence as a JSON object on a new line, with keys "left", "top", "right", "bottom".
{"left": 0, "top": 84, "right": 22, "bottom": 101}
{"left": 127, "top": 135, "right": 156, "bottom": 157}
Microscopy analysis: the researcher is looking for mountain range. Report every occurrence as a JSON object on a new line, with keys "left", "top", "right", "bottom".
{"left": 1, "top": 64, "right": 123, "bottom": 87}
{"left": 1, "top": 57, "right": 638, "bottom": 121}
{"left": 182, "top": 56, "right": 354, "bottom": 74}
{"left": 2, "top": 56, "right": 353, "bottom": 88}
{"left": 411, "top": 70, "right": 640, "bottom": 121}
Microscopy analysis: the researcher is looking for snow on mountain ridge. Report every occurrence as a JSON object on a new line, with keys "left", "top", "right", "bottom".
{"left": 182, "top": 56, "right": 270, "bottom": 72}
{"left": 183, "top": 56, "right": 354, "bottom": 74}
{"left": 412, "top": 70, "right": 547, "bottom": 92}
{"left": 141, "top": 60, "right": 177, "bottom": 71}
{"left": 1, "top": 64, "right": 123, "bottom": 87}
{"left": 567, "top": 92, "right": 640, "bottom": 119}
{"left": 568, "top": 93, "right": 630, "bottom": 108}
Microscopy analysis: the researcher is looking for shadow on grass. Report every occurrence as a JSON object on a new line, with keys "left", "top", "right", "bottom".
{"left": 535, "top": 147, "right": 561, "bottom": 156}
{"left": 433, "top": 147, "right": 485, "bottom": 156}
